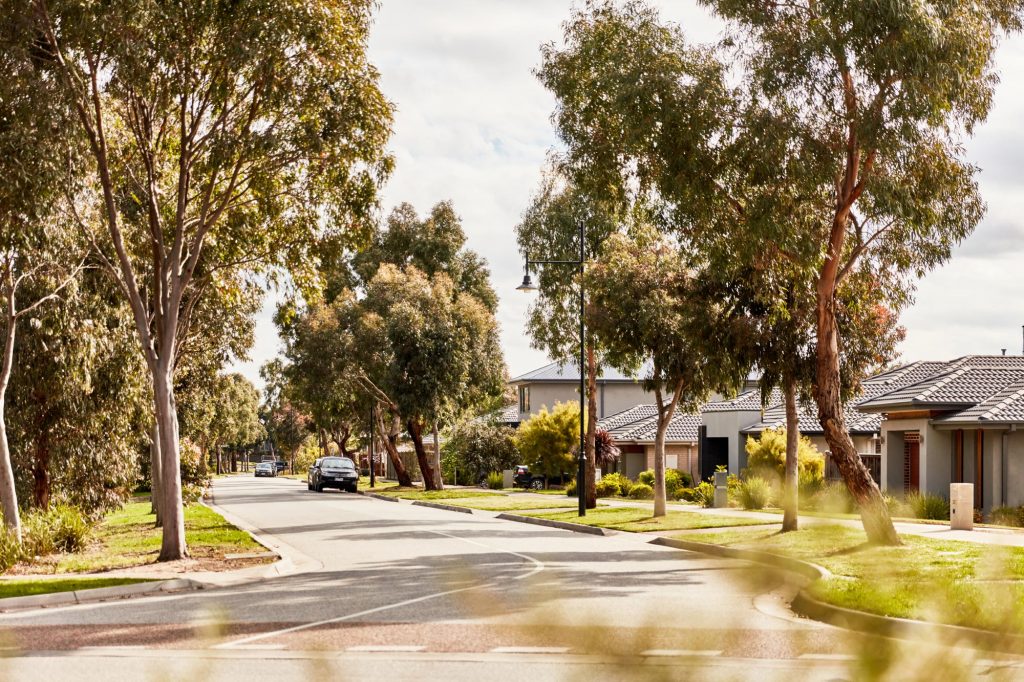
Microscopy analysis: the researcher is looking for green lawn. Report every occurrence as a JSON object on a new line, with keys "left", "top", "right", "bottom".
{"left": 41, "top": 500, "right": 264, "bottom": 573}
{"left": 524, "top": 506, "right": 774, "bottom": 532}
{"left": 681, "top": 524, "right": 1024, "bottom": 633}
{"left": 443, "top": 497, "right": 582, "bottom": 512}
{"left": 0, "top": 577, "right": 153, "bottom": 600}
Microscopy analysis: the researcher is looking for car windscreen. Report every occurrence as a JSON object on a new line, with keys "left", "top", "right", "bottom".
{"left": 322, "top": 458, "right": 354, "bottom": 469}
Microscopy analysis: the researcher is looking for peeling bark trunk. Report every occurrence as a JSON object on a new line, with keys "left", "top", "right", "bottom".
{"left": 0, "top": 296, "right": 21, "bottom": 541}
{"left": 652, "top": 374, "right": 683, "bottom": 518}
{"left": 153, "top": 365, "right": 186, "bottom": 560}
{"left": 585, "top": 344, "right": 597, "bottom": 509}
{"left": 432, "top": 422, "right": 442, "bottom": 486}
{"left": 408, "top": 420, "right": 442, "bottom": 490}
{"left": 150, "top": 421, "right": 163, "bottom": 525}
{"left": 816, "top": 261, "right": 899, "bottom": 545}
{"left": 377, "top": 411, "right": 412, "bottom": 487}
{"left": 782, "top": 378, "right": 799, "bottom": 532}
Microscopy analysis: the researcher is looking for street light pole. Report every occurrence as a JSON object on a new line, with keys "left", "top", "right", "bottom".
{"left": 518, "top": 220, "right": 587, "bottom": 517}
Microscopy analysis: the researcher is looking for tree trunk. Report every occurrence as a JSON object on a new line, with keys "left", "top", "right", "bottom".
{"left": 585, "top": 344, "right": 598, "bottom": 509}
{"left": 408, "top": 420, "right": 442, "bottom": 491}
{"left": 153, "top": 365, "right": 187, "bottom": 561}
{"left": 150, "top": 421, "right": 163, "bottom": 525}
{"left": 782, "top": 378, "right": 799, "bottom": 532}
{"left": 432, "top": 422, "right": 442, "bottom": 486}
{"left": 32, "top": 427, "right": 51, "bottom": 510}
{"left": 815, "top": 267, "right": 899, "bottom": 545}
{"left": 653, "top": 416, "right": 669, "bottom": 518}
{"left": 0, "top": 301, "right": 21, "bottom": 541}
{"left": 378, "top": 412, "right": 412, "bottom": 487}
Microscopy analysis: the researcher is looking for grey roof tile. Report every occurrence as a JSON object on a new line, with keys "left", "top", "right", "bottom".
{"left": 859, "top": 366, "right": 1024, "bottom": 410}
{"left": 598, "top": 405, "right": 700, "bottom": 443}
{"left": 598, "top": 404, "right": 659, "bottom": 433}
{"left": 935, "top": 379, "right": 1024, "bottom": 424}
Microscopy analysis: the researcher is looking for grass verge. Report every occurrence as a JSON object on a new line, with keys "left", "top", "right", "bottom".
{"left": 18, "top": 500, "right": 265, "bottom": 574}
{"left": 374, "top": 488, "right": 503, "bottom": 501}
{"left": 682, "top": 524, "right": 1024, "bottom": 633}
{"left": 523, "top": 506, "right": 773, "bottom": 532}
{"left": 0, "top": 577, "right": 153, "bottom": 600}
{"left": 442, "top": 497, "right": 583, "bottom": 512}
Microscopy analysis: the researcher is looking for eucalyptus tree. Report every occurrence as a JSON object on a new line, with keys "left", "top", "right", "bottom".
{"left": 696, "top": 0, "right": 1020, "bottom": 543}
{"left": 0, "top": 19, "right": 89, "bottom": 539}
{"left": 19, "top": 0, "right": 393, "bottom": 559}
{"left": 515, "top": 175, "right": 618, "bottom": 508}
{"left": 586, "top": 226, "right": 749, "bottom": 516}
{"left": 6, "top": 267, "right": 147, "bottom": 516}
{"left": 356, "top": 265, "right": 505, "bottom": 490}
{"left": 538, "top": 0, "right": 1013, "bottom": 544}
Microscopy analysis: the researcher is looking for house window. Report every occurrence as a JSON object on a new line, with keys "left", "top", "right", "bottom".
{"left": 518, "top": 386, "right": 530, "bottom": 413}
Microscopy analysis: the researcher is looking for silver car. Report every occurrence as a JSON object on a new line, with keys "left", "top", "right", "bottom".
{"left": 255, "top": 462, "right": 276, "bottom": 477}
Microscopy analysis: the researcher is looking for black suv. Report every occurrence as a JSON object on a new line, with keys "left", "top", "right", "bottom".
{"left": 513, "top": 465, "right": 545, "bottom": 490}
{"left": 308, "top": 456, "right": 359, "bottom": 493}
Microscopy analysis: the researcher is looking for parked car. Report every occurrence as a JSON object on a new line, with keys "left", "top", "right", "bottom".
{"left": 308, "top": 456, "right": 359, "bottom": 493}
{"left": 274, "top": 460, "right": 287, "bottom": 473}
{"left": 255, "top": 462, "right": 276, "bottom": 478}
{"left": 513, "top": 465, "right": 545, "bottom": 490}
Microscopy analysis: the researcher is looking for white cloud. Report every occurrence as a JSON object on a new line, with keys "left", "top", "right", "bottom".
{"left": 233, "top": 1, "right": 1024, "bottom": 392}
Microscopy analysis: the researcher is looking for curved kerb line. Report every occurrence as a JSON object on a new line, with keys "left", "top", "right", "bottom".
{"left": 215, "top": 529, "right": 545, "bottom": 649}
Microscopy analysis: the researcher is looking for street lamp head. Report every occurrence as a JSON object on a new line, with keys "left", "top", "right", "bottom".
{"left": 516, "top": 273, "right": 537, "bottom": 292}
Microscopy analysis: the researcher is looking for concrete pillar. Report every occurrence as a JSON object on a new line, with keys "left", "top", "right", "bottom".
{"left": 713, "top": 470, "right": 729, "bottom": 508}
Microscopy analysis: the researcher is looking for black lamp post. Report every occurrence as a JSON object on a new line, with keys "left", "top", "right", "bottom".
{"left": 518, "top": 221, "right": 587, "bottom": 517}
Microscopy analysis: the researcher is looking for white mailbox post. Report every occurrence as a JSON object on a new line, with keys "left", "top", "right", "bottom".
{"left": 713, "top": 470, "right": 729, "bottom": 509}
{"left": 503, "top": 469, "right": 514, "bottom": 489}
{"left": 950, "top": 483, "right": 974, "bottom": 531}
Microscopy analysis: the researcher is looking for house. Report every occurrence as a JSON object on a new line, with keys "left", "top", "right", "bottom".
{"left": 856, "top": 355, "right": 1024, "bottom": 513}
{"left": 597, "top": 405, "right": 700, "bottom": 481}
{"left": 509, "top": 361, "right": 656, "bottom": 423}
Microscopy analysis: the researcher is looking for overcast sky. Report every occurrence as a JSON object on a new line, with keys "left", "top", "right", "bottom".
{"left": 231, "top": 1, "right": 1024, "bottom": 393}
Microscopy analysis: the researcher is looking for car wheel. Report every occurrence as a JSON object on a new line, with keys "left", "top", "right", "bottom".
{"left": 307, "top": 482, "right": 312, "bottom": 490}
{"left": 347, "top": 485, "right": 357, "bottom": 493}
{"left": 530, "top": 479, "right": 544, "bottom": 490}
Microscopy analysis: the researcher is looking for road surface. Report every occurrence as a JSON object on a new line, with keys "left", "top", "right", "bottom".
{"left": 0, "top": 476, "right": 1007, "bottom": 680}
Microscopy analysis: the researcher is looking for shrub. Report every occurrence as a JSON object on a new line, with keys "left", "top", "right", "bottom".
{"left": 692, "top": 481, "right": 715, "bottom": 508}
{"left": 991, "top": 506, "right": 1024, "bottom": 527}
{"left": 807, "top": 481, "right": 856, "bottom": 514}
{"left": 739, "top": 477, "right": 773, "bottom": 510}
{"left": 745, "top": 429, "right": 825, "bottom": 485}
{"left": 23, "top": 504, "right": 90, "bottom": 556}
{"left": 600, "top": 472, "right": 633, "bottom": 497}
{"left": 442, "top": 419, "right": 520, "bottom": 485}
{"left": 182, "top": 483, "right": 204, "bottom": 506}
{"left": 677, "top": 487, "right": 696, "bottom": 502}
{"left": 907, "top": 491, "right": 949, "bottom": 520}
{"left": 628, "top": 483, "right": 653, "bottom": 500}
{"left": 638, "top": 469, "right": 655, "bottom": 487}
{"left": 0, "top": 523, "right": 21, "bottom": 572}
{"left": 595, "top": 478, "right": 620, "bottom": 498}
{"left": 884, "top": 494, "right": 912, "bottom": 518}
{"left": 565, "top": 479, "right": 577, "bottom": 497}
{"left": 664, "top": 469, "right": 684, "bottom": 499}
{"left": 486, "top": 471, "right": 504, "bottom": 490}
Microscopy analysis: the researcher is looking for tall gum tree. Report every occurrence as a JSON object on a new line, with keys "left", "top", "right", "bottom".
{"left": 537, "top": 0, "right": 1012, "bottom": 544}
{"left": 701, "top": 0, "right": 1022, "bottom": 544}
{"left": 587, "top": 226, "right": 749, "bottom": 516}
{"left": 23, "top": 0, "right": 393, "bottom": 558}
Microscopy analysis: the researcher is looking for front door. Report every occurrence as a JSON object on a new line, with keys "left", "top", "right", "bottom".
{"left": 904, "top": 439, "right": 920, "bottom": 493}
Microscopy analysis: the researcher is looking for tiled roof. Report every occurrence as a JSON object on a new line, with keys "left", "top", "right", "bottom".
{"left": 509, "top": 361, "right": 650, "bottom": 384}
{"left": 702, "top": 390, "right": 768, "bottom": 412}
{"left": 935, "top": 379, "right": 1024, "bottom": 425}
{"left": 597, "top": 405, "right": 700, "bottom": 443}
{"left": 858, "top": 367, "right": 1024, "bottom": 411}
{"left": 598, "top": 404, "right": 659, "bottom": 433}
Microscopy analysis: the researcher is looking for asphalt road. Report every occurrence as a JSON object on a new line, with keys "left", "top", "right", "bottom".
{"left": 0, "top": 476, "right": 1009, "bottom": 680}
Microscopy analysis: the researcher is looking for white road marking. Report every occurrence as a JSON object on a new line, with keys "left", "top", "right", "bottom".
{"left": 490, "top": 646, "right": 570, "bottom": 654}
{"left": 347, "top": 645, "right": 426, "bottom": 652}
{"left": 226, "top": 644, "right": 287, "bottom": 650}
{"left": 215, "top": 527, "right": 546, "bottom": 650}
{"left": 640, "top": 649, "right": 722, "bottom": 657}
